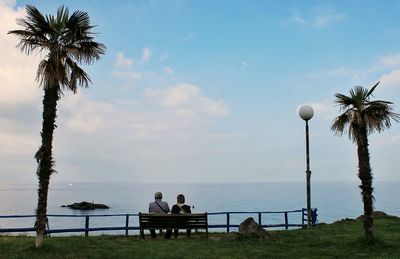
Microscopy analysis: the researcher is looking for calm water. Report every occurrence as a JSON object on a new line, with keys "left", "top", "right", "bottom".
{"left": 1, "top": 181, "right": 399, "bottom": 234}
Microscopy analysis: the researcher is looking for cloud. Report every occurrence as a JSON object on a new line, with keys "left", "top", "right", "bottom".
{"left": 0, "top": 129, "right": 37, "bottom": 155}
{"left": 379, "top": 69, "right": 400, "bottom": 88}
{"left": 145, "top": 84, "right": 229, "bottom": 117}
{"left": 142, "top": 47, "right": 152, "bottom": 62}
{"left": 112, "top": 70, "right": 142, "bottom": 80}
{"left": 308, "top": 68, "right": 352, "bottom": 78}
{"left": 180, "top": 32, "right": 197, "bottom": 43}
{"left": 310, "top": 101, "right": 337, "bottom": 121}
{"left": 392, "top": 134, "right": 400, "bottom": 143}
{"left": 115, "top": 52, "right": 133, "bottom": 68}
{"left": 112, "top": 52, "right": 142, "bottom": 81}
{"left": 380, "top": 53, "right": 400, "bottom": 67}
{"left": 290, "top": 6, "right": 345, "bottom": 29}
{"left": 159, "top": 53, "right": 169, "bottom": 61}
{"left": 61, "top": 84, "right": 229, "bottom": 139}
{"left": 213, "top": 133, "right": 246, "bottom": 140}
{"left": 163, "top": 66, "right": 174, "bottom": 75}
{"left": 0, "top": 1, "right": 41, "bottom": 107}
{"left": 376, "top": 53, "right": 400, "bottom": 89}
{"left": 63, "top": 93, "right": 114, "bottom": 134}
{"left": 291, "top": 11, "right": 307, "bottom": 26}
{"left": 313, "top": 6, "right": 345, "bottom": 28}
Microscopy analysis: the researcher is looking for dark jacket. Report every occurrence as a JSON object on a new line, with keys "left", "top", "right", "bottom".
{"left": 171, "top": 204, "right": 191, "bottom": 214}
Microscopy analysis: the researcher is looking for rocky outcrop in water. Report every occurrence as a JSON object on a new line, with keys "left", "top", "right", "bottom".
{"left": 61, "top": 201, "right": 109, "bottom": 210}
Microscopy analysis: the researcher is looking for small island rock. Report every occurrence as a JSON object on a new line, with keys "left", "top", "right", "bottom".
{"left": 61, "top": 201, "right": 109, "bottom": 210}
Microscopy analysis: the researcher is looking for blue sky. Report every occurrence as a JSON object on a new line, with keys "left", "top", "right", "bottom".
{"left": 1, "top": 0, "right": 399, "bottom": 183}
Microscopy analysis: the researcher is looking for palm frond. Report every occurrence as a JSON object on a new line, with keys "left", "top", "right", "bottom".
{"left": 334, "top": 93, "right": 354, "bottom": 110}
{"left": 331, "top": 112, "right": 350, "bottom": 135}
{"left": 366, "top": 81, "right": 380, "bottom": 98}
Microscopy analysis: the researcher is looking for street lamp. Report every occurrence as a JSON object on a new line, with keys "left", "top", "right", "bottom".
{"left": 299, "top": 105, "right": 314, "bottom": 227}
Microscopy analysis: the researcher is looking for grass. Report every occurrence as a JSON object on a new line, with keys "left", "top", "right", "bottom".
{"left": 1, "top": 217, "right": 400, "bottom": 258}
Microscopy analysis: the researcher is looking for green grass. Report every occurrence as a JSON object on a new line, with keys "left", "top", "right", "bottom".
{"left": 1, "top": 217, "right": 400, "bottom": 258}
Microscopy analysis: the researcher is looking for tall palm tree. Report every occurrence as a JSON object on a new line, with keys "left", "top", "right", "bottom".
{"left": 331, "top": 82, "right": 399, "bottom": 241}
{"left": 9, "top": 5, "right": 105, "bottom": 247}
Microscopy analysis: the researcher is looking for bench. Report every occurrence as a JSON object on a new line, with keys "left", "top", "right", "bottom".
{"left": 138, "top": 212, "right": 208, "bottom": 239}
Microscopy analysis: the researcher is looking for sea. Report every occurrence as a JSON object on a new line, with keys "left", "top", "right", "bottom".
{"left": 1, "top": 181, "right": 399, "bottom": 235}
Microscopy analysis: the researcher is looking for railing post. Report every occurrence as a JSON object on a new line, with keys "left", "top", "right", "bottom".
{"left": 85, "top": 216, "right": 89, "bottom": 237}
{"left": 45, "top": 217, "right": 51, "bottom": 237}
{"left": 125, "top": 215, "right": 129, "bottom": 236}
{"left": 258, "top": 212, "right": 262, "bottom": 227}
{"left": 226, "top": 213, "right": 230, "bottom": 233}
{"left": 284, "top": 212, "right": 288, "bottom": 230}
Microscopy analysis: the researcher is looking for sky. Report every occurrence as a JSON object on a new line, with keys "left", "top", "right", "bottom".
{"left": 1, "top": 0, "right": 399, "bottom": 184}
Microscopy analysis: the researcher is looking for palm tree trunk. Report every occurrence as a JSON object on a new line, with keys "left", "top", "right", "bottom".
{"left": 35, "top": 86, "right": 59, "bottom": 248}
{"left": 356, "top": 126, "right": 374, "bottom": 241}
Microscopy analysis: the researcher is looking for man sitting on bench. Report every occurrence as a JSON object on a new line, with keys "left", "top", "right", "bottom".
{"left": 148, "top": 191, "right": 172, "bottom": 239}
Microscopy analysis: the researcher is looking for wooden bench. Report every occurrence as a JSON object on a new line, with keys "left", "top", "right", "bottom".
{"left": 139, "top": 212, "right": 208, "bottom": 239}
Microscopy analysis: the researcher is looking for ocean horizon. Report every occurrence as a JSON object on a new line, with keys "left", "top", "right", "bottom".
{"left": 1, "top": 180, "right": 399, "bottom": 235}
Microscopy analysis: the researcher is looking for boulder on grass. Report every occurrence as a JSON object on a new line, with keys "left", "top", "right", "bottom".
{"left": 357, "top": 211, "right": 398, "bottom": 220}
{"left": 238, "top": 217, "right": 269, "bottom": 240}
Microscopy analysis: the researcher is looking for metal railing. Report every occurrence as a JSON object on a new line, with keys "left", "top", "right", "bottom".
{"left": 0, "top": 208, "right": 317, "bottom": 236}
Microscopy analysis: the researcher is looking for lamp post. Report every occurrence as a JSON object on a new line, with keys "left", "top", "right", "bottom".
{"left": 299, "top": 105, "right": 314, "bottom": 227}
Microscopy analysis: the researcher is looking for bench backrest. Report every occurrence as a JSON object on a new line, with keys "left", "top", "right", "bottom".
{"left": 139, "top": 213, "right": 208, "bottom": 229}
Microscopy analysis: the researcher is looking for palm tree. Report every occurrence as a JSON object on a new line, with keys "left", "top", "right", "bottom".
{"left": 9, "top": 5, "right": 105, "bottom": 247}
{"left": 331, "top": 82, "right": 400, "bottom": 241}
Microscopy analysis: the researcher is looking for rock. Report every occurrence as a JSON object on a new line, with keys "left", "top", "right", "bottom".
{"left": 238, "top": 217, "right": 269, "bottom": 240}
{"left": 356, "top": 210, "right": 398, "bottom": 220}
{"left": 61, "top": 201, "right": 109, "bottom": 210}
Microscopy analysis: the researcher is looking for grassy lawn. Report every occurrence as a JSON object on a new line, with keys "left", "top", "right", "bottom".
{"left": 1, "top": 217, "right": 400, "bottom": 258}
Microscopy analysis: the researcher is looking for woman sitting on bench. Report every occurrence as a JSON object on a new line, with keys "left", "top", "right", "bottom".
{"left": 171, "top": 194, "right": 192, "bottom": 238}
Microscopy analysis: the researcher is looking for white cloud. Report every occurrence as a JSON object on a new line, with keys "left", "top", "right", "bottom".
{"left": 163, "top": 66, "right": 174, "bottom": 75}
{"left": 291, "top": 6, "right": 345, "bottom": 29}
{"left": 112, "top": 70, "right": 142, "bottom": 80}
{"left": 0, "top": 130, "right": 37, "bottom": 155}
{"left": 0, "top": 1, "right": 41, "bottom": 107}
{"left": 392, "top": 134, "right": 400, "bottom": 143}
{"left": 63, "top": 93, "right": 114, "bottom": 134}
{"left": 314, "top": 7, "right": 345, "bottom": 28}
{"left": 291, "top": 11, "right": 307, "bottom": 26}
{"left": 214, "top": 133, "right": 246, "bottom": 140}
{"left": 115, "top": 52, "right": 133, "bottom": 68}
{"left": 379, "top": 69, "right": 400, "bottom": 87}
{"left": 180, "top": 32, "right": 197, "bottom": 43}
{"left": 311, "top": 101, "right": 337, "bottom": 121}
{"left": 308, "top": 68, "right": 352, "bottom": 78}
{"left": 142, "top": 47, "right": 152, "bottom": 62}
{"left": 163, "top": 84, "right": 200, "bottom": 107}
{"left": 159, "top": 53, "right": 169, "bottom": 61}
{"left": 380, "top": 53, "right": 400, "bottom": 67}
{"left": 145, "top": 84, "right": 229, "bottom": 117}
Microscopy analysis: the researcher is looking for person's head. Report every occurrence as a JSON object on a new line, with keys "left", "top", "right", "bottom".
{"left": 154, "top": 192, "right": 163, "bottom": 200}
{"left": 177, "top": 194, "right": 185, "bottom": 204}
